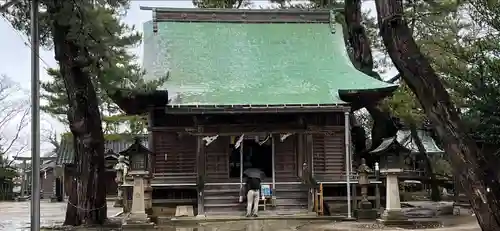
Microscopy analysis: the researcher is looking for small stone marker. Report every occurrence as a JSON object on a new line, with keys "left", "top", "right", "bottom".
{"left": 175, "top": 205, "right": 195, "bottom": 217}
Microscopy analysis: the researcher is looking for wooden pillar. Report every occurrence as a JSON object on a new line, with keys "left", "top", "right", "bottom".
{"left": 299, "top": 133, "right": 314, "bottom": 212}
{"left": 305, "top": 134, "right": 313, "bottom": 176}
{"left": 352, "top": 183, "right": 357, "bottom": 211}
{"left": 147, "top": 112, "right": 154, "bottom": 173}
{"left": 297, "top": 134, "right": 304, "bottom": 178}
{"left": 305, "top": 133, "right": 315, "bottom": 213}
{"left": 196, "top": 125, "right": 206, "bottom": 217}
{"left": 145, "top": 111, "right": 154, "bottom": 215}
{"left": 21, "top": 160, "right": 27, "bottom": 197}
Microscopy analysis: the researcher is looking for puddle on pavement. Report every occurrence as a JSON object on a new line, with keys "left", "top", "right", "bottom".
{"left": 157, "top": 220, "right": 324, "bottom": 231}
{"left": 155, "top": 216, "right": 478, "bottom": 231}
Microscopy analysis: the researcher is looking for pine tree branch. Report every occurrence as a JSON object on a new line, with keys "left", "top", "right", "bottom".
{"left": 0, "top": 0, "right": 19, "bottom": 13}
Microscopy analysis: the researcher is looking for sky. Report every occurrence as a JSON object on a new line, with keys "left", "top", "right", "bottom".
{"left": 0, "top": 0, "right": 391, "bottom": 157}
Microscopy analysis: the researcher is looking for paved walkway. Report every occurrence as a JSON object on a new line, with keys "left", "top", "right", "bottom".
{"left": 0, "top": 200, "right": 480, "bottom": 231}
{"left": 0, "top": 200, "right": 122, "bottom": 230}
{"left": 157, "top": 219, "right": 480, "bottom": 231}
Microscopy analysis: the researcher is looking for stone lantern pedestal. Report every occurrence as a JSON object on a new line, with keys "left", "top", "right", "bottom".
{"left": 123, "top": 170, "right": 154, "bottom": 229}
{"left": 379, "top": 168, "right": 408, "bottom": 224}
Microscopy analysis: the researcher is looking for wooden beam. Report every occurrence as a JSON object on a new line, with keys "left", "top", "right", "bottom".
{"left": 196, "top": 125, "right": 205, "bottom": 216}
{"left": 159, "top": 125, "right": 344, "bottom": 136}
{"left": 14, "top": 156, "right": 56, "bottom": 161}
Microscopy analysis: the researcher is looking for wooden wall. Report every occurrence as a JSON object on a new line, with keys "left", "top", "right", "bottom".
{"left": 153, "top": 131, "right": 197, "bottom": 182}
{"left": 274, "top": 135, "right": 297, "bottom": 181}
{"left": 312, "top": 127, "right": 346, "bottom": 182}
{"left": 40, "top": 169, "right": 55, "bottom": 199}
{"left": 150, "top": 111, "right": 347, "bottom": 184}
{"left": 205, "top": 136, "right": 230, "bottom": 182}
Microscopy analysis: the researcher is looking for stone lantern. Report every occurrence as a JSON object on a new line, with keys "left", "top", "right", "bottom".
{"left": 120, "top": 137, "right": 154, "bottom": 226}
{"left": 113, "top": 155, "right": 129, "bottom": 207}
{"left": 370, "top": 137, "right": 408, "bottom": 223}
{"left": 355, "top": 158, "right": 377, "bottom": 219}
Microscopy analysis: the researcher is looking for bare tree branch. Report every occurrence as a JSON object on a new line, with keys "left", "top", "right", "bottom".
{"left": 0, "top": 74, "right": 30, "bottom": 166}
{"left": 41, "top": 126, "right": 61, "bottom": 153}
{"left": 3, "top": 107, "right": 29, "bottom": 156}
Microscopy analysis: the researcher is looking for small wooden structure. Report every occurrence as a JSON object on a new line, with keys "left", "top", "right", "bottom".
{"left": 371, "top": 129, "right": 444, "bottom": 179}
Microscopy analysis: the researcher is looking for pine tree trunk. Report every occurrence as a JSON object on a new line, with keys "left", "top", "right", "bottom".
{"left": 63, "top": 177, "right": 79, "bottom": 225}
{"left": 48, "top": 0, "right": 107, "bottom": 225}
{"left": 375, "top": 0, "right": 500, "bottom": 229}
{"left": 344, "top": 0, "right": 399, "bottom": 152}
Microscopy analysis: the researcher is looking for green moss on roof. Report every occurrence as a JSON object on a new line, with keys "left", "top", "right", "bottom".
{"left": 142, "top": 20, "right": 396, "bottom": 106}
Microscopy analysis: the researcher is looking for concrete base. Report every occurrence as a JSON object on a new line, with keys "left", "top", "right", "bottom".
{"left": 15, "top": 196, "right": 29, "bottom": 202}
{"left": 378, "top": 209, "right": 412, "bottom": 227}
{"left": 114, "top": 198, "right": 124, "bottom": 207}
{"left": 123, "top": 212, "right": 154, "bottom": 230}
{"left": 125, "top": 213, "right": 150, "bottom": 223}
{"left": 355, "top": 209, "right": 379, "bottom": 220}
{"left": 381, "top": 209, "right": 407, "bottom": 221}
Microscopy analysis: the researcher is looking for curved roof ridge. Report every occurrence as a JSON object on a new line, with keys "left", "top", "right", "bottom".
{"left": 141, "top": 7, "right": 341, "bottom": 23}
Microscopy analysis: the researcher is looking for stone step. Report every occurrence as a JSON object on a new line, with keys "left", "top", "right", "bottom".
{"left": 204, "top": 188, "right": 240, "bottom": 194}
{"left": 275, "top": 191, "right": 307, "bottom": 198}
{"left": 204, "top": 195, "right": 241, "bottom": 205}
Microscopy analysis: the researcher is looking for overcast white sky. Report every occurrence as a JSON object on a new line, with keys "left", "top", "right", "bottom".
{"left": 0, "top": 0, "right": 391, "bottom": 157}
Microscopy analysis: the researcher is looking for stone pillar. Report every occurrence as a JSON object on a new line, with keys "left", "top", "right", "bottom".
{"left": 123, "top": 187, "right": 131, "bottom": 213}
{"left": 124, "top": 171, "right": 153, "bottom": 228}
{"left": 380, "top": 168, "right": 407, "bottom": 221}
{"left": 144, "top": 178, "right": 153, "bottom": 216}
{"left": 114, "top": 170, "right": 124, "bottom": 207}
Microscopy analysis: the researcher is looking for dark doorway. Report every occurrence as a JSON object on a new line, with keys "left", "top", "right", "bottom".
{"left": 229, "top": 138, "right": 273, "bottom": 178}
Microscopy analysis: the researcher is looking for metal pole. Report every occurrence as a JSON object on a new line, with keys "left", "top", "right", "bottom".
{"left": 271, "top": 135, "right": 276, "bottom": 200}
{"left": 344, "top": 111, "right": 351, "bottom": 218}
{"left": 238, "top": 138, "right": 244, "bottom": 202}
{"left": 240, "top": 140, "right": 244, "bottom": 185}
{"left": 30, "top": 0, "right": 41, "bottom": 230}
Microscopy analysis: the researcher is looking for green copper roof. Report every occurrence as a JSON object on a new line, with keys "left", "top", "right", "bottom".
{"left": 142, "top": 20, "right": 396, "bottom": 106}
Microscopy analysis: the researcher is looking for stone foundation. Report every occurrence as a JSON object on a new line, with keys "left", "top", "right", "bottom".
{"left": 355, "top": 209, "right": 379, "bottom": 220}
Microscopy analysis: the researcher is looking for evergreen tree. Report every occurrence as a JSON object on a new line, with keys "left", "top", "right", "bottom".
{"left": 3, "top": 0, "right": 165, "bottom": 225}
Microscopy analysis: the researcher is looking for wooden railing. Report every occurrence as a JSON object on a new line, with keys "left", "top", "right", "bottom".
{"left": 314, "top": 183, "right": 324, "bottom": 215}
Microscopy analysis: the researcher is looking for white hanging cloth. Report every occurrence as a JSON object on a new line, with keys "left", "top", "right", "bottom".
{"left": 280, "top": 133, "right": 293, "bottom": 142}
{"left": 234, "top": 134, "right": 245, "bottom": 149}
{"left": 258, "top": 134, "right": 271, "bottom": 145}
{"left": 202, "top": 135, "right": 219, "bottom": 146}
